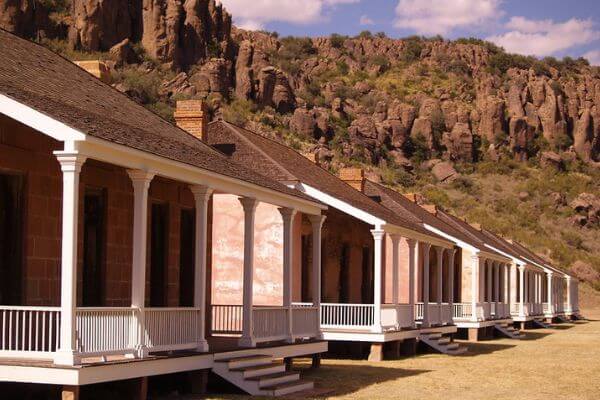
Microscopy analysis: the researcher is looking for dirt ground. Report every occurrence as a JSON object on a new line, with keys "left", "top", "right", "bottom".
{"left": 187, "top": 308, "right": 600, "bottom": 400}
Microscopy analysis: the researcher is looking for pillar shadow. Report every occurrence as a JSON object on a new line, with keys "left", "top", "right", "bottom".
{"left": 294, "top": 361, "right": 431, "bottom": 398}
{"left": 518, "top": 331, "right": 553, "bottom": 341}
{"left": 454, "top": 341, "right": 516, "bottom": 357}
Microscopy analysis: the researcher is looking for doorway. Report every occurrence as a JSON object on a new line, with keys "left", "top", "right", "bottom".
{"left": 82, "top": 188, "right": 106, "bottom": 306}
{"left": 0, "top": 174, "right": 24, "bottom": 305}
{"left": 179, "top": 208, "right": 195, "bottom": 307}
{"left": 150, "top": 203, "right": 169, "bottom": 307}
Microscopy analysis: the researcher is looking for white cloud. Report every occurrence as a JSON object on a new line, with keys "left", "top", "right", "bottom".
{"left": 487, "top": 17, "right": 600, "bottom": 57}
{"left": 359, "top": 15, "right": 374, "bottom": 26}
{"left": 218, "top": 0, "right": 359, "bottom": 30}
{"left": 584, "top": 50, "right": 600, "bottom": 66}
{"left": 394, "top": 0, "right": 502, "bottom": 35}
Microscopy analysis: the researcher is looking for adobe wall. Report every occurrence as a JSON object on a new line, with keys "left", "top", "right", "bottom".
{"left": 0, "top": 115, "right": 200, "bottom": 307}
{"left": 460, "top": 247, "right": 476, "bottom": 303}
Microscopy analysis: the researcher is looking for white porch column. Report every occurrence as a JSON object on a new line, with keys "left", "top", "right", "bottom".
{"left": 504, "top": 264, "right": 509, "bottom": 317}
{"left": 518, "top": 265, "right": 525, "bottom": 317}
{"left": 54, "top": 152, "right": 86, "bottom": 366}
{"left": 391, "top": 235, "right": 400, "bottom": 306}
{"left": 190, "top": 185, "right": 213, "bottom": 352}
{"left": 279, "top": 207, "right": 297, "bottom": 343}
{"left": 448, "top": 249, "right": 456, "bottom": 319}
{"left": 407, "top": 239, "right": 417, "bottom": 327}
{"left": 239, "top": 197, "right": 258, "bottom": 348}
{"left": 371, "top": 229, "right": 385, "bottom": 333}
{"left": 494, "top": 262, "right": 499, "bottom": 316}
{"left": 565, "top": 276, "right": 572, "bottom": 313}
{"left": 127, "top": 169, "right": 155, "bottom": 358}
{"left": 510, "top": 263, "right": 516, "bottom": 311}
{"left": 471, "top": 255, "right": 480, "bottom": 322}
{"left": 546, "top": 271, "right": 554, "bottom": 315}
{"left": 308, "top": 215, "right": 326, "bottom": 310}
{"left": 486, "top": 260, "right": 492, "bottom": 306}
{"left": 435, "top": 247, "right": 444, "bottom": 306}
{"left": 422, "top": 243, "right": 431, "bottom": 327}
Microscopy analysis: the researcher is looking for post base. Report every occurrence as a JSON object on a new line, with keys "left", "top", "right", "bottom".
{"left": 54, "top": 350, "right": 80, "bottom": 366}
{"left": 238, "top": 336, "right": 256, "bottom": 348}
{"left": 195, "top": 340, "right": 209, "bottom": 353}
{"left": 367, "top": 343, "right": 383, "bottom": 361}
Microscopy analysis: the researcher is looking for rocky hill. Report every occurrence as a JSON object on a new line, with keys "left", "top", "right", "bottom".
{"left": 2, "top": 0, "right": 600, "bottom": 293}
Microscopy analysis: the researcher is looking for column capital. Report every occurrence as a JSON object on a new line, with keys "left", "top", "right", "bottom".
{"left": 518, "top": 264, "right": 526, "bottom": 272}
{"left": 127, "top": 169, "right": 155, "bottom": 185}
{"left": 406, "top": 238, "right": 417, "bottom": 248}
{"left": 370, "top": 229, "right": 385, "bottom": 240}
{"left": 422, "top": 242, "right": 431, "bottom": 251}
{"left": 278, "top": 207, "right": 297, "bottom": 221}
{"left": 190, "top": 185, "right": 213, "bottom": 200}
{"left": 389, "top": 233, "right": 401, "bottom": 243}
{"left": 546, "top": 270, "right": 554, "bottom": 277}
{"left": 308, "top": 213, "right": 326, "bottom": 229}
{"left": 434, "top": 245, "right": 444, "bottom": 256}
{"left": 55, "top": 151, "right": 87, "bottom": 173}
{"left": 238, "top": 196, "right": 258, "bottom": 212}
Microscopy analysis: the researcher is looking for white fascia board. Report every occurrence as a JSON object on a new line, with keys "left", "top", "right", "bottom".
{"left": 295, "top": 183, "right": 385, "bottom": 227}
{"left": 424, "top": 224, "right": 478, "bottom": 252}
{"left": 76, "top": 138, "right": 325, "bottom": 215}
{"left": 0, "top": 94, "right": 86, "bottom": 142}
{"left": 483, "top": 243, "right": 526, "bottom": 266}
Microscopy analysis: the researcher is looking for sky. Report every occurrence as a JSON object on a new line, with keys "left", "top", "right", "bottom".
{"left": 218, "top": 0, "right": 600, "bottom": 65}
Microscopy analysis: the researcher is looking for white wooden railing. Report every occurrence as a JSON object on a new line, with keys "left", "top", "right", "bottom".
{"left": 145, "top": 308, "right": 202, "bottom": 352}
{"left": 453, "top": 303, "right": 472, "bottom": 320}
{"left": 253, "top": 306, "right": 288, "bottom": 343}
{"left": 211, "top": 304, "right": 243, "bottom": 334}
{"left": 321, "top": 303, "right": 374, "bottom": 329}
{"left": 0, "top": 306, "right": 61, "bottom": 359}
{"left": 76, "top": 307, "right": 139, "bottom": 357}
{"left": 415, "top": 303, "right": 452, "bottom": 325}
{"left": 381, "top": 304, "right": 414, "bottom": 329}
{"left": 490, "top": 302, "right": 497, "bottom": 317}
{"left": 291, "top": 305, "right": 319, "bottom": 338}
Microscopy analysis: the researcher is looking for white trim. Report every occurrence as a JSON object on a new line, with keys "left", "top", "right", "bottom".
{"left": 0, "top": 94, "right": 86, "bottom": 142}
{"left": 483, "top": 244, "right": 527, "bottom": 267}
{"left": 295, "top": 183, "right": 385, "bottom": 226}
{"left": 75, "top": 139, "right": 325, "bottom": 215}
{"left": 424, "top": 224, "right": 478, "bottom": 252}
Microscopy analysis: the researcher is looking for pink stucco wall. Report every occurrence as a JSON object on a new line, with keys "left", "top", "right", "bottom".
{"left": 211, "top": 194, "right": 284, "bottom": 306}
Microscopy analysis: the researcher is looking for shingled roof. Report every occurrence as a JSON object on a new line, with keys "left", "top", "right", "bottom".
{"left": 363, "top": 180, "right": 499, "bottom": 253}
{"left": 0, "top": 29, "right": 315, "bottom": 203}
{"left": 205, "top": 120, "right": 448, "bottom": 239}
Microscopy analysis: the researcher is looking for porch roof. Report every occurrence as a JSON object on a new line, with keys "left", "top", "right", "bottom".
{"left": 476, "top": 228, "right": 543, "bottom": 271}
{"left": 206, "top": 120, "right": 448, "bottom": 242}
{"left": 0, "top": 29, "right": 320, "bottom": 208}
{"left": 362, "top": 180, "right": 503, "bottom": 255}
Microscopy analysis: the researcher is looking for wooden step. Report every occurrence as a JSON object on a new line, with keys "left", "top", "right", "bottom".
{"left": 231, "top": 362, "right": 286, "bottom": 379}
{"left": 425, "top": 333, "right": 442, "bottom": 339}
{"left": 438, "top": 337, "right": 451, "bottom": 345}
{"left": 248, "top": 371, "right": 300, "bottom": 388}
{"left": 446, "top": 342, "right": 459, "bottom": 351}
{"left": 262, "top": 379, "right": 315, "bottom": 396}
{"left": 215, "top": 354, "right": 273, "bottom": 369}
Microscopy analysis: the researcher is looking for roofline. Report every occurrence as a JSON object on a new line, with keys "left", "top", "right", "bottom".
{"left": 0, "top": 94, "right": 325, "bottom": 214}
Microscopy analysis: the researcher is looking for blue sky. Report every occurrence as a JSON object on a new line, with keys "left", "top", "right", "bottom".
{"left": 219, "top": 0, "right": 600, "bottom": 64}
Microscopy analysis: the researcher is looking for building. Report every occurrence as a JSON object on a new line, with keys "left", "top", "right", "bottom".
{"left": 0, "top": 29, "right": 328, "bottom": 397}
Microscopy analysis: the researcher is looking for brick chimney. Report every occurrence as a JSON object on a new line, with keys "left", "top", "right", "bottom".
{"left": 174, "top": 100, "right": 208, "bottom": 140}
{"left": 339, "top": 168, "right": 365, "bottom": 192}
{"left": 74, "top": 60, "right": 110, "bottom": 83}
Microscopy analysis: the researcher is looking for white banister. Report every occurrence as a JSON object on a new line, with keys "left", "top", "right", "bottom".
{"left": 0, "top": 307, "right": 61, "bottom": 359}
{"left": 211, "top": 305, "right": 243, "bottom": 334}
{"left": 253, "top": 307, "right": 288, "bottom": 343}
{"left": 321, "top": 303, "right": 375, "bottom": 329}
{"left": 144, "top": 308, "right": 202, "bottom": 352}
{"left": 239, "top": 197, "right": 258, "bottom": 348}
{"left": 76, "top": 307, "right": 139, "bottom": 357}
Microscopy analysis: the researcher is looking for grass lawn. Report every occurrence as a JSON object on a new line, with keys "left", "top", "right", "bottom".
{"left": 188, "top": 308, "right": 600, "bottom": 400}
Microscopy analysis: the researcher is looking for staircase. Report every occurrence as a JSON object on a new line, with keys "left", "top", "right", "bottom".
{"left": 533, "top": 319, "right": 553, "bottom": 329}
{"left": 212, "top": 354, "right": 314, "bottom": 396}
{"left": 420, "top": 333, "right": 467, "bottom": 355}
{"left": 556, "top": 315, "right": 572, "bottom": 323}
{"left": 494, "top": 323, "right": 525, "bottom": 339}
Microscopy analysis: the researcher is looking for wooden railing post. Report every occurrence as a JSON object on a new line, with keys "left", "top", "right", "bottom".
{"left": 422, "top": 243, "right": 431, "bottom": 327}
{"left": 279, "top": 207, "right": 297, "bottom": 343}
{"left": 54, "top": 152, "right": 86, "bottom": 366}
{"left": 239, "top": 197, "right": 258, "bottom": 348}
{"left": 191, "top": 185, "right": 213, "bottom": 352}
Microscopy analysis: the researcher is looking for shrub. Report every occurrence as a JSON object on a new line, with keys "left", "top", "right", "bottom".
{"left": 401, "top": 36, "right": 423, "bottom": 63}
{"left": 357, "top": 30, "right": 373, "bottom": 39}
{"left": 330, "top": 34, "right": 347, "bottom": 49}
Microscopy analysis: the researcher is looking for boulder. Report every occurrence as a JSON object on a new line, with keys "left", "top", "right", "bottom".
{"left": 257, "top": 66, "right": 276, "bottom": 107}
{"left": 509, "top": 117, "right": 532, "bottom": 161}
{"left": 70, "top": 0, "right": 142, "bottom": 51}
{"left": 431, "top": 161, "right": 458, "bottom": 183}
{"left": 570, "top": 192, "right": 600, "bottom": 227}
{"left": 479, "top": 95, "right": 505, "bottom": 144}
{"left": 109, "top": 38, "right": 138, "bottom": 66}
{"left": 573, "top": 108, "right": 594, "bottom": 161}
{"left": 158, "top": 71, "right": 195, "bottom": 98}
{"left": 518, "top": 191, "right": 530, "bottom": 201}
{"left": 410, "top": 117, "right": 434, "bottom": 149}
{"left": 272, "top": 71, "right": 295, "bottom": 113}
{"left": 290, "top": 108, "right": 316, "bottom": 139}
{"left": 443, "top": 122, "right": 473, "bottom": 162}
{"left": 540, "top": 151, "right": 564, "bottom": 170}
{"left": 235, "top": 40, "right": 254, "bottom": 99}
{"left": 142, "top": 0, "right": 183, "bottom": 64}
